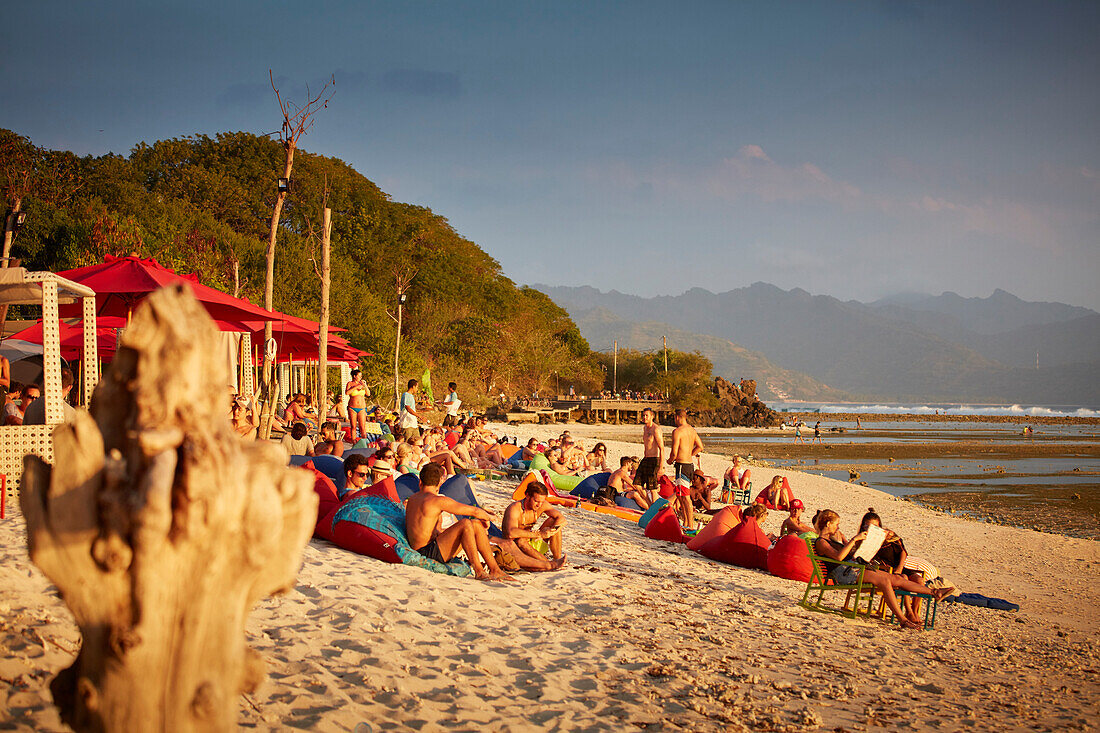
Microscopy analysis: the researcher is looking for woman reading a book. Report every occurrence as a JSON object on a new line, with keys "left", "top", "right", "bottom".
{"left": 813, "top": 509, "right": 954, "bottom": 631}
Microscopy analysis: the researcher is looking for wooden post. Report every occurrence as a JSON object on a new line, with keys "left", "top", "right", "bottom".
{"left": 613, "top": 340, "right": 618, "bottom": 395}
{"left": 20, "top": 285, "right": 315, "bottom": 732}
{"left": 393, "top": 296, "right": 403, "bottom": 411}
{"left": 317, "top": 207, "right": 331, "bottom": 416}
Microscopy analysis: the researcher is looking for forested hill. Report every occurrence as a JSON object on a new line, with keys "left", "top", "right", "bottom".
{"left": 0, "top": 129, "right": 600, "bottom": 404}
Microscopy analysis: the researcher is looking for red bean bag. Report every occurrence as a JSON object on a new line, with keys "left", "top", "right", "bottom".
{"left": 658, "top": 475, "right": 676, "bottom": 499}
{"left": 699, "top": 517, "right": 770, "bottom": 570}
{"left": 445, "top": 431, "right": 459, "bottom": 449}
{"left": 302, "top": 461, "right": 341, "bottom": 538}
{"left": 644, "top": 505, "right": 687, "bottom": 544}
{"left": 687, "top": 505, "right": 742, "bottom": 551}
{"left": 330, "top": 518, "right": 403, "bottom": 564}
{"left": 343, "top": 425, "right": 355, "bottom": 444}
{"left": 767, "top": 533, "right": 814, "bottom": 582}
{"left": 345, "top": 476, "right": 400, "bottom": 504}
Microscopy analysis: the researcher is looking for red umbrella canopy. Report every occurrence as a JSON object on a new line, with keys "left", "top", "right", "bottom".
{"left": 56, "top": 255, "right": 277, "bottom": 331}
{"left": 8, "top": 319, "right": 119, "bottom": 360}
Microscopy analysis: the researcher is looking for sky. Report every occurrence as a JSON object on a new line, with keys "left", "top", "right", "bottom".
{"left": 3, "top": 1, "right": 1098, "bottom": 308}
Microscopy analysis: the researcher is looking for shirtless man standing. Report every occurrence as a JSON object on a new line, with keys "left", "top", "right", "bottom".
{"left": 635, "top": 408, "right": 663, "bottom": 504}
{"left": 404, "top": 463, "right": 514, "bottom": 581}
{"left": 667, "top": 408, "right": 704, "bottom": 531}
{"left": 501, "top": 481, "right": 568, "bottom": 570}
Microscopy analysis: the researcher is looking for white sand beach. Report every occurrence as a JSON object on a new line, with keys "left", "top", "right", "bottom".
{"left": 2, "top": 421, "right": 1098, "bottom": 731}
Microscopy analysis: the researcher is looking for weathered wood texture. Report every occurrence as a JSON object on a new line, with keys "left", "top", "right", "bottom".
{"left": 20, "top": 285, "right": 317, "bottom": 732}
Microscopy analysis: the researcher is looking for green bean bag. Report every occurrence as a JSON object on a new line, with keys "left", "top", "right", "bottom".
{"left": 529, "top": 453, "right": 583, "bottom": 492}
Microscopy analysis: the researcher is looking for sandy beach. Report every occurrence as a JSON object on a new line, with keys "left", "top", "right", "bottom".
{"left": 2, "top": 421, "right": 1098, "bottom": 731}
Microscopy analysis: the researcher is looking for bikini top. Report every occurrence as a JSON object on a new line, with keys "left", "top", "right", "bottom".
{"left": 348, "top": 383, "right": 367, "bottom": 396}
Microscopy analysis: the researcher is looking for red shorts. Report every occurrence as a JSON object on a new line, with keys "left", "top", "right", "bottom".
{"left": 673, "top": 462, "right": 693, "bottom": 497}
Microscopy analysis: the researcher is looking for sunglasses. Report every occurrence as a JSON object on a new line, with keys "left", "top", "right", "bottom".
{"left": 353, "top": 470, "right": 370, "bottom": 478}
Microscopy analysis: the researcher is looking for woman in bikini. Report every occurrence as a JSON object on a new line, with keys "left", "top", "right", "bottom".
{"left": 722, "top": 455, "right": 751, "bottom": 502}
{"left": 345, "top": 369, "right": 370, "bottom": 442}
{"left": 422, "top": 429, "right": 466, "bottom": 474}
{"left": 755, "top": 475, "right": 794, "bottom": 511}
{"left": 230, "top": 395, "right": 260, "bottom": 440}
{"left": 813, "top": 509, "right": 953, "bottom": 631}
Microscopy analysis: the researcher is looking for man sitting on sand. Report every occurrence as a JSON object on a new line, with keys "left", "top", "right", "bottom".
{"left": 780, "top": 499, "right": 814, "bottom": 536}
{"left": 501, "top": 481, "right": 568, "bottom": 570}
{"left": 404, "top": 463, "right": 514, "bottom": 581}
{"left": 597, "top": 456, "right": 651, "bottom": 509}
{"left": 689, "top": 469, "right": 719, "bottom": 513}
{"left": 667, "top": 408, "right": 704, "bottom": 531}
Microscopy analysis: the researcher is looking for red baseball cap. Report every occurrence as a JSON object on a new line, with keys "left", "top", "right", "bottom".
{"left": 790, "top": 499, "right": 804, "bottom": 510}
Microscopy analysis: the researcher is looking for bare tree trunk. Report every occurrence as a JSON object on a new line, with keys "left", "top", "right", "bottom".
{"left": 393, "top": 301, "right": 402, "bottom": 411}
{"left": 317, "top": 207, "right": 331, "bottom": 415}
{"left": 232, "top": 258, "right": 240, "bottom": 299}
{"left": 2, "top": 196, "right": 21, "bottom": 264}
{"left": 20, "top": 284, "right": 316, "bottom": 732}
{"left": 258, "top": 145, "right": 296, "bottom": 439}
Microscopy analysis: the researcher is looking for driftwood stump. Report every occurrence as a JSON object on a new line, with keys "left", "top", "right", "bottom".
{"left": 20, "top": 285, "right": 317, "bottom": 732}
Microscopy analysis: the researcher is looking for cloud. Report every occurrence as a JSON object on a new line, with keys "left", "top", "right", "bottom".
{"left": 381, "top": 69, "right": 460, "bottom": 98}
{"left": 703, "top": 145, "right": 863, "bottom": 205}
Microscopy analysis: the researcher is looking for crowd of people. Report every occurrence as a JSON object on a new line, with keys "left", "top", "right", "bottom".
{"left": 223, "top": 375, "right": 953, "bottom": 626}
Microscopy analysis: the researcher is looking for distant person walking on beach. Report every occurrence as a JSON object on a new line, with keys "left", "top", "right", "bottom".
{"left": 667, "top": 408, "right": 704, "bottom": 531}
{"left": 636, "top": 408, "right": 663, "bottom": 503}
{"left": 793, "top": 421, "right": 805, "bottom": 444}
{"left": 812, "top": 421, "right": 823, "bottom": 445}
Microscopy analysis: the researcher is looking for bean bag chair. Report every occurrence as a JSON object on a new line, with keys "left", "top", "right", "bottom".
{"left": 699, "top": 517, "right": 770, "bottom": 570}
{"left": 657, "top": 475, "right": 676, "bottom": 499}
{"left": 499, "top": 444, "right": 522, "bottom": 461}
{"left": 345, "top": 476, "right": 400, "bottom": 504}
{"left": 643, "top": 505, "right": 687, "bottom": 544}
{"left": 638, "top": 498, "right": 669, "bottom": 530}
{"left": 529, "top": 453, "right": 584, "bottom": 492}
{"left": 394, "top": 472, "right": 421, "bottom": 500}
{"left": 754, "top": 477, "right": 793, "bottom": 510}
{"left": 301, "top": 461, "right": 341, "bottom": 540}
{"left": 571, "top": 472, "right": 611, "bottom": 499}
{"left": 767, "top": 533, "right": 814, "bottom": 582}
{"left": 303, "top": 453, "right": 346, "bottom": 491}
{"left": 329, "top": 495, "right": 471, "bottom": 576}
{"left": 511, "top": 472, "right": 576, "bottom": 507}
{"left": 444, "top": 431, "right": 459, "bottom": 449}
{"left": 686, "top": 505, "right": 742, "bottom": 552}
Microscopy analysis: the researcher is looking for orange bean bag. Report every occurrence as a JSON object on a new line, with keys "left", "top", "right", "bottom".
{"left": 686, "top": 505, "right": 742, "bottom": 551}
{"left": 699, "top": 517, "right": 770, "bottom": 570}
{"left": 643, "top": 504, "right": 687, "bottom": 544}
{"left": 767, "top": 533, "right": 814, "bottom": 582}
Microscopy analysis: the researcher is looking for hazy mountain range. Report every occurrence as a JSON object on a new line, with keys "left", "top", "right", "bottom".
{"left": 535, "top": 283, "right": 1100, "bottom": 405}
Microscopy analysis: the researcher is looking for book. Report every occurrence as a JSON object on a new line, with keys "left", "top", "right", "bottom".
{"left": 854, "top": 524, "right": 886, "bottom": 563}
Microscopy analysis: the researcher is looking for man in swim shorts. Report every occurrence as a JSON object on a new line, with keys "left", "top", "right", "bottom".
{"left": 599, "top": 456, "right": 651, "bottom": 510}
{"left": 404, "top": 463, "right": 514, "bottom": 581}
{"left": 667, "top": 408, "right": 704, "bottom": 531}
{"left": 501, "top": 480, "right": 568, "bottom": 570}
{"left": 635, "top": 407, "right": 663, "bottom": 503}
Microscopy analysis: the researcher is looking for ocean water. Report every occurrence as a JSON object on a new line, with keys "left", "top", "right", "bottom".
{"left": 771, "top": 402, "right": 1100, "bottom": 418}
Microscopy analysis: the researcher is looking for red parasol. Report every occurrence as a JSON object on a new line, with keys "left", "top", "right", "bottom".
{"left": 56, "top": 255, "right": 278, "bottom": 331}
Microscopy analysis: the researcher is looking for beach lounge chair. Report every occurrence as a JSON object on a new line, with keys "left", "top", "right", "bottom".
{"left": 799, "top": 538, "right": 940, "bottom": 629}
{"left": 798, "top": 538, "right": 875, "bottom": 620}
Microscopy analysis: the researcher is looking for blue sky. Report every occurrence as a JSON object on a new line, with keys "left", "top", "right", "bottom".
{"left": 3, "top": 1, "right": 1098, "bottom": 308}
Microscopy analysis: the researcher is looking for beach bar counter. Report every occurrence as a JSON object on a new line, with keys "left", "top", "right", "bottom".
{"left": 0, "top": 268, "right": 99, "bottom": 503}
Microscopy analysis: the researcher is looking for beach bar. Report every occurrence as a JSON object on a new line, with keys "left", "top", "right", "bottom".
{"left": 0, "top": 268, "right": 99, "bottom": 501}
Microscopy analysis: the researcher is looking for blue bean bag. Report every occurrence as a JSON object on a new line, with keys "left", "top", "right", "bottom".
{"left": 295, "top": 454, "right": 345, "bottom": 492}
{"left": 615, "top": 495, "right": 643, "bottom": 511}
{"left": 638, "top": 498, "right": 669, "bottom": 529}
{"left": 571, "top": 472, "right": 611, "bottom": 499}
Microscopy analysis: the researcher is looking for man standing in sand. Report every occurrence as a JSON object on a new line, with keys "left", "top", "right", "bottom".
{"left": 399, "top": 379, "right": 422, "bottom": 441}
{"left": 635, "top": 408, "right": 663, "bottom": 504}
{"left": 667, "top": 408, "right": 704, "bottom": 530}
{"left": 442, "top": 382, "right": 462, "bottom": 428}
{"left": 405, "top": 463, "right": 514, "bottom": 582}
{"left": 501, "top": 481, "right": 568, "bottom": 570}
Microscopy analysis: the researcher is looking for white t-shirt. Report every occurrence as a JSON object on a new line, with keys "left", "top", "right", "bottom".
{"left": 280, "top": 434, "right": 314, "bottom": 458}
{"left": 445, "top": 391, "right": 461, "bottom": 417}
{"left": 399, "top": 391, "right": 418, "bottom": 428}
